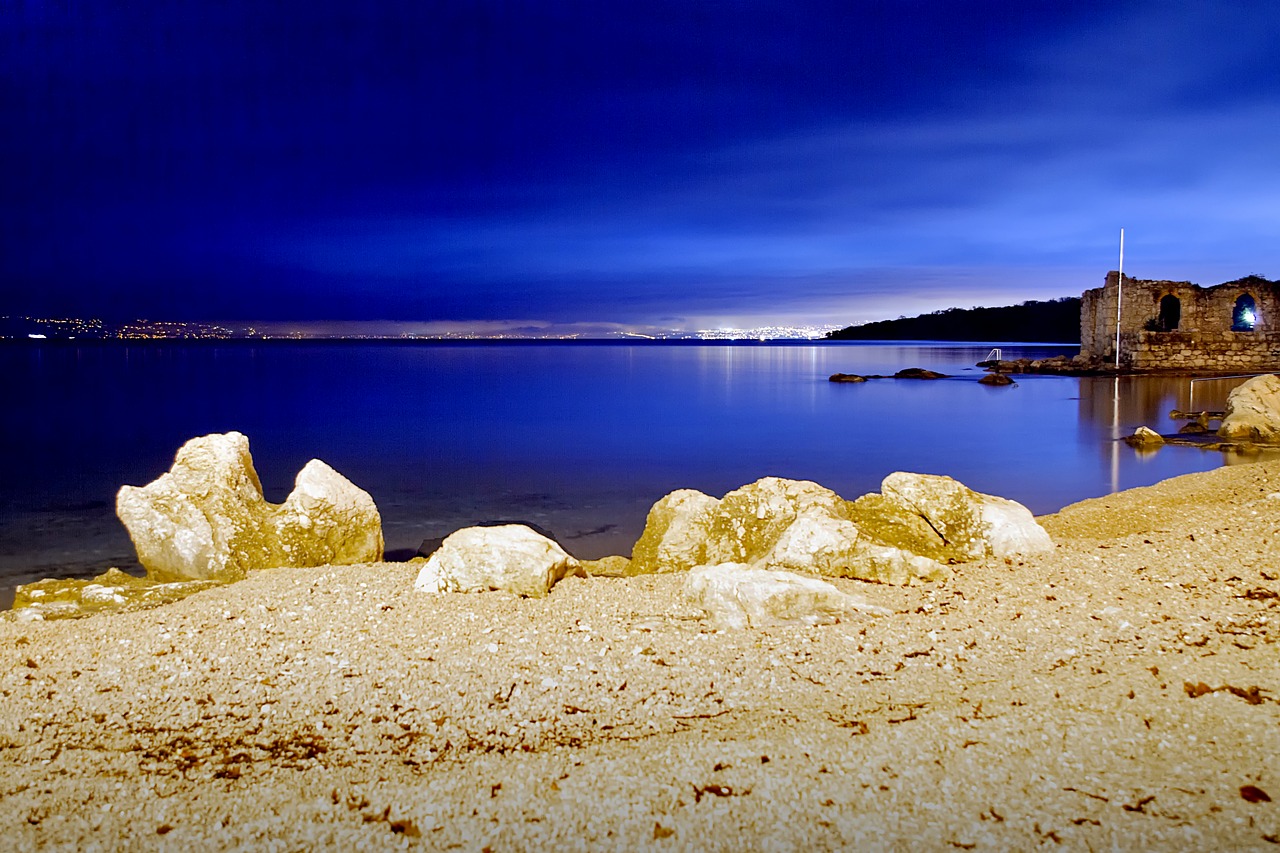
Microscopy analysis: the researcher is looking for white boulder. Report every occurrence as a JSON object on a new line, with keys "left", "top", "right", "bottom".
{"left": 1218, "top": 374, "right": 1280, "bottom": 442}
{"left": 703, "top": 477, "right": 849, "bottom": 566}
{"left": 116, "top": 432, "right": 383, "bottom": 582}
{"left": 850, "top": 472, "right": 1051, "bottom": 562}
{"left": 684, "top": 563, "right": 890, "bottom": 630}
{"left": 977, "top": 494, "right": 1054, "bottom": 558}
{"left": 760, "top": 508, "right": 949, "bottom": 584}
{"left": 414, "top": 524, "right": 584, "bottom": 597}
{"left": 629, "top": 489, "right": 719, "bottom": 574}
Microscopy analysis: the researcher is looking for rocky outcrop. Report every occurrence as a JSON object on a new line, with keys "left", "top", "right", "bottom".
{"left": 978, "top": 372, "right": 1015, "bottom": 386}
{"left": 116, "top": 432, "right": 383, "bottom": 583}
{"left": 684, "top": 563, "right": 891, "bottom": 629}
{"left": 11, "top": 569, "right": 224, "bottom": 621}
{"left": 414, "top": 525, "right": 584, "bottom": 597}
{"left": 628, "top": 473, "right": 1051, "bottom": 584}
{"left": 1218, "top": 374, "right": 1280, "bottom": 442}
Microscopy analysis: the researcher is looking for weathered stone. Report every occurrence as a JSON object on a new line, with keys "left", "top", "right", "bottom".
{"left": 684, "top": 563, "right": 891, "bottom": 630}
{"left": 1125, "top": 426, "right": 1166, "bottom": 448}
{"left": 413, "top": 524, "right": 584, "bottom": 597}
{"left": 581, "top": 555, "right": 635, "bottom": 577}
{"left": 10, "top": 568, "right": 224, "bottom": 621}
{"left": 976, "top": 494, "right": 1055, "bottom": 559}
{"left": 978, "top": 372, "right": 1015, "bottom": 386}
{"left": 758, "top": 507, "right": 948, "bottom": 584}
{"left": 828, "top": 373, "right": 867, "bottom": 383}
{"left": 629, "top": 489, "right": 719, "bottom": 574}
{"left": 116, "top": 432, "right": 383, "bottom": 583}
{"left": 849, "top": 472, "right": 1051, "bottom": 562}
{"left": 703, "top": 477, "right": 849, "bottom": 566}
{"left": 1218, "top": 374, "right": 1280, "bottom": 442}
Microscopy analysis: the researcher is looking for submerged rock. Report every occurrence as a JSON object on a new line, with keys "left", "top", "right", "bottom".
{"left": 116, "top": 432, "right": 383, "bottom": 583}
{"left": 828, "top": 373, "right": 868, "bottom": 383}
{"left": 414, "top": 524, "right": 584, "bottom": 597}
{"left": 978, "top": 372, "right": 1015, "bottom": 386}
{"left": 894, "top": 368, "right": 947, "bottom": 379}
{"left": 1218, "top": 374, "right": 1280, "bottom": 442}
{"left": 684, "top": 563, "right": 890, "bottom": 630}
{"left": 1125, "top": 426, "right": 1166, "bottom": 448}
{"left": 10, "top": 568, "right": 224, "bottom": 621}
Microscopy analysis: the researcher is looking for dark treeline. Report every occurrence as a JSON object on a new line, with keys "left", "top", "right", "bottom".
{"left": 825, "top": 297, "right": 1081, "bottom": 343}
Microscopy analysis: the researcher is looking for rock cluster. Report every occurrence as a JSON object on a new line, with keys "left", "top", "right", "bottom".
{"left": 12, "top": 431, "right": 1053, "bottom": 632}
{"left": 117, "top": 432, "right": 383, "bottom": 583}
{"left": 1218, "top": 374, "right": 1280, "bottom": 442}
{"left": 12, "top": 433, "right": 384, "bottom": 620}
{"left": 629, "top": 474, "right": 1050, "bottom": 593}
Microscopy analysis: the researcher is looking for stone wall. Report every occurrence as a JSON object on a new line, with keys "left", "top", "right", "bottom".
{"left": 1080, "top": 272, "right": 1280, "bottom": 371}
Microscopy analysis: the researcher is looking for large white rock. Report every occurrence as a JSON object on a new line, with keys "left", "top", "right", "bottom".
{"left": 1219, "top": 374, "right": 1280, "bottom": 442}
{"left": 977, "top": 493, "right": 1055, "bottom": 558}
{"left": 629, "top": 489, "right": 719, "bottom": 574}
{"left": 414, "top": 524, "right": 584, "bottom": 597}
{"left": 760, "top": 508, "right": 949, "bottom": 584}
{"left": 703, "top": 477, "right": 849, "bottom": 566}
{"left": 851, "top": 472, "right": 1051, "bottom": 562}
{"left": 684, "top": 563, "right": 890, "bottom": 630}
{"left": 116, "top": 432, "right": 383, "bottom": 582}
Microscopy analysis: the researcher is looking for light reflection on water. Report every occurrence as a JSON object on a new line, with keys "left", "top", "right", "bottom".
{"left": 1, "top": 342, "right": 1274, "bottom": 591}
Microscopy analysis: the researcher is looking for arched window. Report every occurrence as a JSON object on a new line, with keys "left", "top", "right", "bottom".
{"left": 1158, "top": 295, "right": 1181, "bottom": 331}
{"left": 1233, "top": 294, "right": 1258, "bottom": 331}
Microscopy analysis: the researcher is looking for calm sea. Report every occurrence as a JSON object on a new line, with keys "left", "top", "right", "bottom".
{"left": 0, "top": 341, "right": 1266, "bottom": 598}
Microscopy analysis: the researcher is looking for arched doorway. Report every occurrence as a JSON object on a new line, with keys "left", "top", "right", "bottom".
{"left": 1158, "top": 294, "right": 1181, "bottom": 331}
{"left": 1233, "top": 294, "right": 1258, "bottom": 331}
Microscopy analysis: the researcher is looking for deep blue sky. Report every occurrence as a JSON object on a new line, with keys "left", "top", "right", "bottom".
{"left": 4, "top": 1, "right": 1278, "bottom": 330}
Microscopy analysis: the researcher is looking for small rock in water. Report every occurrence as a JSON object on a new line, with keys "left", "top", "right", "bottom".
{"left": 1125, "top": 426, "right": 1166, "bottom": 448}
{"left": 978, "top": 372, "right": 1015, "bottom": 386}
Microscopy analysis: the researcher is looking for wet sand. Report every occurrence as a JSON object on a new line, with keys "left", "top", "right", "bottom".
{"left": 2, "top": 461, "right": 1278, "bottom": 850}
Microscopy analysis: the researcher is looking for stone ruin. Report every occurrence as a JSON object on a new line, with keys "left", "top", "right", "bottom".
{"left": 1080, "top": 272, "right": 1280, "bottom": 371}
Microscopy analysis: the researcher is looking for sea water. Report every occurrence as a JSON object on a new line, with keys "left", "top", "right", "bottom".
{"left": 0, "top": 341, "right": 1261, "bottom": 597}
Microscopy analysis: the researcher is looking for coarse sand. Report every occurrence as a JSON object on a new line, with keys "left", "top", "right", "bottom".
{"left": 2, "top": 461, "right": 1279, "bottom": 851}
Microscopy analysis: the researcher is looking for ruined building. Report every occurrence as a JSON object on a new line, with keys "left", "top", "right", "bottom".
{"left": 1080, "top": 272, "right": 1280, "bottom": 371}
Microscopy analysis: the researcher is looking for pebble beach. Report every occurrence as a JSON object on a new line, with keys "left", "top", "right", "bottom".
{"left": 2, "top": 461, "right": 1279, "bottom": 851}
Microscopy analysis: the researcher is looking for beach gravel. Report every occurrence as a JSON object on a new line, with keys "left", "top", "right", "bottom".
{"left": 2, "top": 462, "right": 1279, "bottom": 850}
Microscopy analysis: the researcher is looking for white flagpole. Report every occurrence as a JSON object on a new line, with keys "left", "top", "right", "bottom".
{"left": 1113, "top": 228, "right": 1125, "bottom": 369}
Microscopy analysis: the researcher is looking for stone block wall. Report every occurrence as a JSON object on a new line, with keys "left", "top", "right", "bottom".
{"left": 1080, "top": 272, "right": 1280, "bottom": 371}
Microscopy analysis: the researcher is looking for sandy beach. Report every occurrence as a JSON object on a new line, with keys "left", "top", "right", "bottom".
{"left": 2, "top": 461, "right": 1278, "bottom": 851}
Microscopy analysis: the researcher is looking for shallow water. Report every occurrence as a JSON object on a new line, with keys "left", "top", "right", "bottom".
{"left": 1, "top": 341, "right": 1268, "bottom": 598}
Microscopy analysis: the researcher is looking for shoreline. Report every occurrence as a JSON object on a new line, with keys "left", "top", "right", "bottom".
{"left": 2, "top": 462, "right": 1279, "bottom": 849}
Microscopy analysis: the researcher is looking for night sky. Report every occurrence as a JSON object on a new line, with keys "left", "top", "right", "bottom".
{"left": 4, "top": 1, "right": 1279, "bottom": 331}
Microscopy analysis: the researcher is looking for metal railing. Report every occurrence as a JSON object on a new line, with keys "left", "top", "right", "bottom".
{"left": 985, "top": 348, "right": 1002, "bottom": 362}
{"left": 1187, "top": 373, "right": 1266, "bottom": 411}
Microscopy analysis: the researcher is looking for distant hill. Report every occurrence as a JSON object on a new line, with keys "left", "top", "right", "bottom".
{"left": 825, "top": 297, "right": 1081, "bottom": 343}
